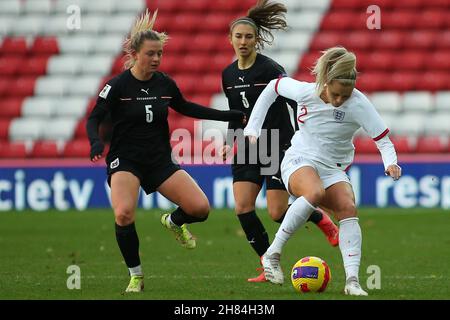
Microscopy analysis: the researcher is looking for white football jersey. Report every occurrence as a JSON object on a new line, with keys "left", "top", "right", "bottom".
{"left": 245, "top": 77, "right": 389, "bottom": 169}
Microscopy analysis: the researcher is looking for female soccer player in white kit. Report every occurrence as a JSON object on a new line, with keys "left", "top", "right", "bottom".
{"left": 244, "top": 47, "right": 402, "bottom": 296}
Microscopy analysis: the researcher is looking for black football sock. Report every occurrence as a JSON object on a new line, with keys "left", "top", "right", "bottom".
{"left": 115, "top": 222, "right": 140, "bottom": 268}
{"left": 308, "top": 210, "right": 323, "bottom": 224}
{"left": 238, "top": 210, "right": 270, "bottom": 257}
{"left": 170, "top": 207, "right": 208, "bottom": 226}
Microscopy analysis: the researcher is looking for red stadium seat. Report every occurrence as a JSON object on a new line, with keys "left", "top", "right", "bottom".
{"left": 294, "top": 71, "right": 315, "bottom": 83}
{"left": 320, "top": 11, "right": 358, "bottom": 31}
{"left": 172, "top": 74, "right": 197, "bottom": 94}
{"left": 18, "top": 55, "right": 49, "bottom": 76}
{"left": 0, "top": 77, "right": 9, "bottom": 97}
{"left": 363, "top": 51, "right": 394, "bottom": 71}
{"left": 428, "top": 51, "right": 450, "bottom": 71}
{"left": 395, "top": 51, "right": 425, "bottom": 71}
{"left": 390, "top": 135, "right": 417, "bottom": 154}
{"left": 7, "top": 76, "right": 37, "bottom": 97}
{"left": 159, "top": 54, "right": 179, "bottom": 74}
{"left": 63, "top": 139, "right": 90, "bottom": 158}
{"left": 0, "top": 119, "right": 12, "bottom": 140}
{"left": 435, "top": 30, "right": 450, "bottom": 49}
{"left": 169, "top": 116, "right": 195, "bottom": 135}
{"left": 30, "top": 141, "right": 60, "bottom": 158}
{"left": 187, "top": 94, "right": 211, "bottom": 107}
{"left": 389, "top": 72, "right": 418, "bottom": 92}
{"left": 111, "top": 55, "right": 126, "bottom": 75}
{"left": 0, "top": 141, "right": 27, "bottom": 158}
{"left": 163, "top": 35, "right": 187, "bottom": 53}
{"left": 341, "top": 31, "right": 374, "bottom": 51}
{"left": 190, "top": 34, "right": 218, "bottom": 52}
{"left": 30, "top": 37, "right": 59, "bottom": 55}
{"left": 418, "top": 10, "right": 447, "bottom": 29}
{"left": 196, "top": 74, "right": 222, "bottom": 94}
{"left": 177, "top": 54, "right": 209, "bottom": 73}
{"left": 391, "top": 0, "right": 423, "bottom": 9}
{"left": 0, "top": 37, "right": 28, "bottom": 55}
{"left": 0, "top": 98, "right": 23, "bottom": 119}
{"left": 417, "top": 72, "right": 449, "bottom": 91}
{"left": 208, "top": 54, "right": 234, "bottom": 72}
{"left": 382, "top": 11, "right": 418, "bottom": 29}
{"left": 416, "top": 136, "right": 448, "bottom": 153}
{"left": 356, "top": 72, "right": 387, "bottom": 92}
{"left": 0, "top": 56, "right": 21, "bottom": 75}
{"left": 375, "top": 31, "right": 405, "bottom": 50}
{"left": 170, "top": 14, "right": 202, "bottom": 33}
{"left": 353, "top": 136, "right": 378, "bottom": 154}
{"left": 155, "top": 0, "right": 179, "bottom": 13}
{"left": 298, "top": 52, "right": 321, "bottom": 72}
{"left": 404, "top": 31, "right": 437, "bottom": 50}
{"left": 204, "top": 13, "right": 234, "bottom": 33}
{"left": 74, "top": 119, "right": 88, "bottom": 139}
{"left": 309, "top": 32, "right": 342, "bottom": 51}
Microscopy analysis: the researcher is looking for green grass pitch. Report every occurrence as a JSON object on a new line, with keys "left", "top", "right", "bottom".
{"left": 0, "top": 208, "right": 448, "bottom": 300}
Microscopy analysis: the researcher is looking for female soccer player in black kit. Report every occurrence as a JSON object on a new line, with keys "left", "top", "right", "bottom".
{"left": 86, "top": 10, "right": 245, "bottom": 293}
{"left": 220, "top": 0, "right": 339, "bottom": 282}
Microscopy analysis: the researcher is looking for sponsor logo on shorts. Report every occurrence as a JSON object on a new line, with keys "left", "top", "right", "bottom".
{"left": 110, "top": 158, "right": 119, "bottom": 169}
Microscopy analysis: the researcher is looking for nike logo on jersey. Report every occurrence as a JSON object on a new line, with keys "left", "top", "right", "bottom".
{"left": 141, "top": 88, "right": 150, "bottom": 95}
{"left": 238, "top": 76, "right": 245, "bottom": 83}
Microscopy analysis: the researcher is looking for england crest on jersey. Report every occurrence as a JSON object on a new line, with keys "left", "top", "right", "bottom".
{"left": 333, "top": 109, "right": 345, "bottom": 122}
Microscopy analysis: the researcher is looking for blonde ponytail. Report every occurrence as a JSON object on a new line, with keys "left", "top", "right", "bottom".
{"left": 123, "top": 9, "right": 169, "bottom": 69}
{"left": 312, "top": 46, "right": 357, "bottom": 95}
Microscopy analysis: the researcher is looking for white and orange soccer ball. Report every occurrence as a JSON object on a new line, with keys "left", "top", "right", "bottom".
{"left": 291, "top": 256, "right": 331, "bottom": 293}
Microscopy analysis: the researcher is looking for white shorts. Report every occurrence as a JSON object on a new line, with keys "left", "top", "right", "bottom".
{"left": 281, "top": 149, "right": 351, "bottom": 195}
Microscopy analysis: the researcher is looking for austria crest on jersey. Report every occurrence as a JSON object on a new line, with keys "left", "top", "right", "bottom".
{"left": 333, "top": 109, "right": 345, "bottom": 122}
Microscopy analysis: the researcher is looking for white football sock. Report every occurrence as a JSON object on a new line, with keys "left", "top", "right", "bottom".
{"left": 267, "top": 196, "right": 315, "bottom": 255}
{"left": 129, "top": 265, "right": 143, "bottom": 277}
{"left": 339, "top": 217, "right": 362, "bottom": 282}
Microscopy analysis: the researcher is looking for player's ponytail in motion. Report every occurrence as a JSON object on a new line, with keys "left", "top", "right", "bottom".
{"left": 312, "top": 46, "right": 357, "bottom": 95}
{"left": 230, "top": 0, "right": 288, "bottom": 50}
{"left": 123, "top": 9, "right": 169, "bottom": 69}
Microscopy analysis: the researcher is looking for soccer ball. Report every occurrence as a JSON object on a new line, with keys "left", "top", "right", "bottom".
{"left": 291, "top": 256, "right": 331, "bottom": 293}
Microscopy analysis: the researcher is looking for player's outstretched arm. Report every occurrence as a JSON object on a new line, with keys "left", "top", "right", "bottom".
{"left": 86, "top": 102, "right": 108, "bottom": 162}
{"left": 171, "top": 100, "right": 246, "bottom": 123}
{"left": 374, "top": 135, "right": 402, "bottom": 181}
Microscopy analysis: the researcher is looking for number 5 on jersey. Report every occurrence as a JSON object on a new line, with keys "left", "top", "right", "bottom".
{"left": 145, "top": 105, "right": 153, "bottom": 123}
{"left": 240, "top": 91, "right": 250, "bottom": 109}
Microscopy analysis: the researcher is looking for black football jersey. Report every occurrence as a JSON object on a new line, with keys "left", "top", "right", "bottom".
{"left": 222, "top": 53, "right": 297, "bottom": 150}
{"left": 91, "top": 70, "right": 187, "bottom": 165}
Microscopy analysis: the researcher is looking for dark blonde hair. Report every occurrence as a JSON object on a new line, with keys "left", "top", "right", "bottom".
{"left": 312, "top": 46, "right": 357, "bottom": 95}
{"left": 123, "top": 9, "right": 169, "bottom": 69}
{"left": 229, "top": 0, "right": 287, "bottom": 50}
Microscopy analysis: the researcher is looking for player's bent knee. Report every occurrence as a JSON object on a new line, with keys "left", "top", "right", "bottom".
{"left": 267, "top": 206, "right": 286, "bottom": 221}
{"left": 335, "top": 202, "right": 357, "bottom": 219}
{"left": 114, "top": 207, "right": 135, "bottom": 226}
{"left": 304, "top": 188, "right": 326, "bottom": 206}
{"left": 235, "top": 203, "right": 256, "bottom": 215}
{"left": 186, "top": 199, "right": 210, "bottom": 218}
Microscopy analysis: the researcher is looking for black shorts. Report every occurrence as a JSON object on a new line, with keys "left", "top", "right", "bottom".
{"left": 106, "top": 157, "right": 181, "bottom": 194}
{"left": 232, "top": 163, "right": 285, "bottom": 190}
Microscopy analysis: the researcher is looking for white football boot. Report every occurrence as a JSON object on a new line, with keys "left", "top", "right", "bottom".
{"left": 261, "top": 252, "right": 284, "bottom": 285}
{"left": 344, "top": 277, "right": 368, "bottom": 296}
